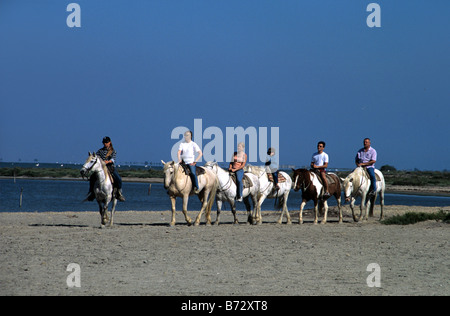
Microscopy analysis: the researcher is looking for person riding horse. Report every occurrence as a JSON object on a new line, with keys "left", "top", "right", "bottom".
{"left": 310, "top": 141, "right": 330, "bottom": 198}
{"left": 86, "top": 136, "right": 125, "bottom": 202}
{"left": 355, "top": 138, "right": 377, "bottom": 197}
{"left": 228, "top": 142, "right": 247, "bottom": 202}
{"left": 178, "top": 130, "right": 203, "bottom": 194}
{"left": 265, "top": 147, "right": 279, "bottom": 190}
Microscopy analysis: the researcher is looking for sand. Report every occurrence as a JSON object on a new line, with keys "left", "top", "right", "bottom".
{"left": 0, "top": 205, "right": 449, "bottom": 296}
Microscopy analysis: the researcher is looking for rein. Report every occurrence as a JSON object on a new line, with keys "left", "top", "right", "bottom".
{"left": 84, "top": 158, "right": 109, "bottom": 185}
{"left": 296, "top": 171, "right": 311, "bottom": 191}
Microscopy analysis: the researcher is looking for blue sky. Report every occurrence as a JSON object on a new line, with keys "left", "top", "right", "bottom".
{"left": 0, "top": 0, "right": 449, "bottom": 170}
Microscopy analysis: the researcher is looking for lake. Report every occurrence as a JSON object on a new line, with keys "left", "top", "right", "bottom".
{"left": 1, "top": 179, "right": 449, "bottom": 213}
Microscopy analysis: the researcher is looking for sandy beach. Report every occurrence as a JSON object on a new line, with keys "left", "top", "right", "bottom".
{"left": 0, "top": 204, "right": 449, "bottom": 296}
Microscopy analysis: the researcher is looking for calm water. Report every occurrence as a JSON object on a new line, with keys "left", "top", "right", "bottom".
{"left": 1, "top": 179, "right": 450, "bottom": 213}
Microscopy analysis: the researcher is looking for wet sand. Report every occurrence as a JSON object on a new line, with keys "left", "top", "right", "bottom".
{"left": 0, "top": 204, "right": 449, "bottom": 296}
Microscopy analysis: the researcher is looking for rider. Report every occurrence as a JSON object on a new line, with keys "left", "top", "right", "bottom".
{"left": 86, "top": 136, "right": 125, "bottom": 202}
{"left": 311, "top": 141, "right": 330, "bottom": 198}
{"left": 178, "top": 130, "right": 203, "bottom": 194}
{"left": 229, "top": 142, "right": 247, "bottom": 202}
{"left": 265, "top": 147, "right": 279, "bottom": 190}
{"left": 355, "top": 138, "right": 377, "bottom": 196}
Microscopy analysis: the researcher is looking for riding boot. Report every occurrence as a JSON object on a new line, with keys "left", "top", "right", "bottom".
{"left": 116, "top": 189, "right": 126, "bottom": 202}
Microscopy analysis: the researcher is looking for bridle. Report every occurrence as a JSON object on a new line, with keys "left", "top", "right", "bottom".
{"left": 81, "top": 157, "right": 98, "bottom": 180}
{"left": 294, "top": 171, "right": 311, "bottom": 192}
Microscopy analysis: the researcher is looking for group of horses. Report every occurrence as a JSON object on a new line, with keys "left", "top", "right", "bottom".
{"left": 80, "top": 153, "right": 385, "bottom": 228}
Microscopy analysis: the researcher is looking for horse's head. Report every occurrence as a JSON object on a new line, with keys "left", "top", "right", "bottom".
{"left": 80, "top": 152, "right": 99, "bottom": 179}
{"left": 161, "top": 160, "right": 175, "bottom": 189}
{"left": 292, "top": 168, "right": 308, "bottom": 192}
{"left": 342, "top": 173, "right": 358, "bottom": 202}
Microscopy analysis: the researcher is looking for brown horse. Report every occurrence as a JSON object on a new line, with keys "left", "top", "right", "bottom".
{"left": 292, "top": 169, "right": 342, "bottom": 224}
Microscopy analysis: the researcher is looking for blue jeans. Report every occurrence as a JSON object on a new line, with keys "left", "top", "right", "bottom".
{"left": 366, "top": 168, "right": 377, "bottom": 192}
{"left": 235, "top": 169, "right": 244, "bottom": 198}
{"left": 272, "top": 171, "right": 279, "bottom": 187}
{"left": 187, "top": 164, "right": 199, "bottom": 189}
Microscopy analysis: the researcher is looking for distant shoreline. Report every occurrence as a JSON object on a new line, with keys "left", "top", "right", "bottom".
{"left": 1, "top": 176, "right": 449, "bottom": 197}
{"left": 0, "top": 176, "right": 164, "bottom": 184}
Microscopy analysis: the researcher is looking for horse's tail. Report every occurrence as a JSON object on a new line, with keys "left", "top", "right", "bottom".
{"left": 274, "top": 191, "right": 283, "bottom": 210}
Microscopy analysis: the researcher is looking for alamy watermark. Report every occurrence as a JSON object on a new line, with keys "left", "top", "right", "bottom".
{"left": 366, "top": 263, "right": 381, "bottom": 287}
{"left": 170, "top": 119, "right": 279, "bottom": 164}
{"left": 66, "top": 263, "right": 81, "bottom": 288}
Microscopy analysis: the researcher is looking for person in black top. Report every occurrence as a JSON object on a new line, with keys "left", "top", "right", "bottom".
{"left": 86, "top": 136, "right": 125, "bottom": 202}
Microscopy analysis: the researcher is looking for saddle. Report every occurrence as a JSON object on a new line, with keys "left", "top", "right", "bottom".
{"left": 180, "top": 161, "right": 206, "bottom": 176}
{"left": 229, "top": 172, "right": 253, "bottom": 188}
{"left": 311, "top": 169, "right": 336, "bottom": 185}
{"left": 104, "top": 163, "right": 115, "bottom": 185}
{"left": 267, "top": 172, "right": 287, "bottom": 183}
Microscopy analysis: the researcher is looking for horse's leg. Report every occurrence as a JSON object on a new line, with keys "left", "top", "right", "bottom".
{"left": 278, "top": 191, "right": 291, "bottom": 225}
{"left": 359, "top": 193, "right": 367, "bottom": 222}
{"left": 98, "top": 201, "right": 106, "bottom": 227}
{"left": 350, "top": 197, "right": 357, "bottom": 222}
{"left": 276, "top": 202, "right": 284, "bottom": 225}
{"left": 247, "top": 193, "right": 257, "bottom": 225}
{"left": 182, "top": 194, "right": 193, "bottom": 226}
{"left": 230, "top": 198, "right": 239, "bottom": 225}
{"left": 379, "top": 189, "right": 385, "bottom": 220}
{"left": 109, "top": 198, "right": 117, "bottom": 227}
{"left": 194, "top": 190, "right": 208, "bottom": 226}
{"left": 169, "top": 196, "right": 177, "bottom": 227}
{"left": 299, "top": 200, "right": 307, "bottom": 224}
{"left": 204, "top": 190, "right": 213, "bottom": 226}
{"left": 313, "top": 200, "right": 319, "bottom": 225}
{"left": 214, "top": 199, "right": 222, "bottom": 225}
{"left": 369, "top": 191, "right": 377, "bottom": 217}
{"left": 336, "top": 195, "right": 343, "bottom": 224}
{"left": 321, "top": 200, "right": 328, "bottom": 224}
{"left": 284, "top": 192, "right": 292, "bottom": 225}
{"left": 254, "top": 194, "right": 265, "bottom": 225}
{"left": 243, "top": 196, "right": 252, "bottom": 224}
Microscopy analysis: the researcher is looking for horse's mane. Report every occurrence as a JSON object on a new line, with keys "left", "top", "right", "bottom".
{"left": 343, "top": 167, "right": 364, "bottom": 189}
{"left": 99, "top": 158, "right": 110, "bottom": 176}
{"left": 244, "top": 164, "right": 266, "bottom": 176}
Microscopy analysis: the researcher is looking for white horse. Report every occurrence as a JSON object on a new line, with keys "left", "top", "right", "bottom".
{"left": 80, "top": 152, "right": 118, "bottom": 227}
{"left": 341, "top": 167, "right": 385, "bottom": 222}
{"left": 161, "top": 160, "right": 219, "bottom": 227}
{"left": 244, "top": 165, "right": 293, "bottom": 225}
{"left": 204, "top": 161, "right": 259, "bottom": 225}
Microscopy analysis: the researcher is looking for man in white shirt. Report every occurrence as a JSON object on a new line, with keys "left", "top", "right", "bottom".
{"left": 178, "top": 131, "right": 203, "bottom": 194}
{"left": 311, "top": 141, "right": 330, "bottom": 197}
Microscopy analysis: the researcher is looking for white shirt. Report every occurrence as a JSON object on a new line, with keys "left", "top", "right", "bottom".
{"left": 178, "top": 141, "right": 201, "bottom": 164}
{"left": 311, "top": 152, "right": 329, "bottom": 167}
